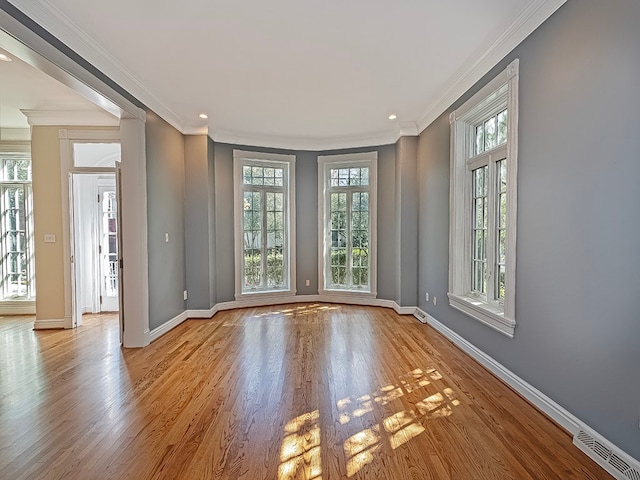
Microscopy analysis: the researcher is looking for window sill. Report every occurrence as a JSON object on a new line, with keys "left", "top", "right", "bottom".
{"left": 319, "top": 289, "right": 376, "bottom": 299}
{"left": 447, "top": 293, "right": 515, "bottom": 338}
{"left": 235, "top": 289, "right": 296, "bottom": 301}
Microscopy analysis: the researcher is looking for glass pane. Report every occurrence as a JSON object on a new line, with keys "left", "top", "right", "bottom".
{"left": 475, "top": 124, "right": 484, "bottom": 155}
{"left": 361, "top": 168, "right": 369, "bottom": 186}
{"left": 243, "top": 166, "right": 252, "bottom": 184}
{"left": 484, "top": 116, "right": 497, "bottom": 151}
{"left": 497, "top": 265, "right": 506, "bottom": 301}
{"left": 497, "top": 109, "right": 508, "bottom": 145}
{"left": 72, "top": 143, "right": 121, "bottom": 168}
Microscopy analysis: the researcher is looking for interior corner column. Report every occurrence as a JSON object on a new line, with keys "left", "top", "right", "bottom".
{"left": 120, "top": 114, "right": 150, "bottom": 347}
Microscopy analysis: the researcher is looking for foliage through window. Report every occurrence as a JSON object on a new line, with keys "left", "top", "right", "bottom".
{"left": 319, "top": 153, "right": 377, "bottom": 295}
{"left": 0, "top": 155, "right": 35, "bottom": 300}
{"left": 234, "top": 151, "right": 295, "bottom": 297}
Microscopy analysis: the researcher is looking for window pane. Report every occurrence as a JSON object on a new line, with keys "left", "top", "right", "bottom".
{"left": 472, "top": 166, "right": 488, "bottom": 295}
{"left": 475, "top": 124, "right": 484, "bottom": 155}
{"left": 484, "top": 116, "right": 497, "bottom": 151}
{"left": 497, "top": 109, "right": 508, "bottom": 145}
{"left": 243, "top": 190, "right": 263, "bottom": 289}
{"left": 360, "top": 167, "right": 369, "bottom": 186}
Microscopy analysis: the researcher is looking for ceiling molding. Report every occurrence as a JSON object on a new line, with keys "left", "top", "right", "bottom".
{"left": 0, "top": 128, "right": 30, "bottom": 141}
{"left": 183, "top": 125, "right": 209, "bottom": 136}
{"left": 398, "top": 122, "right": 419, "bottom": 137}
{"left": 211, "top": 129, "right": 400, "bottom": 152}
{"left": 416, "top": 0, "right": 567, "bottom": 134}
{"left": 8, "top": 0, "right": 183, "bottom": 130}
{"left": 9, "top": 0, "right": 566, "bottom": 149}
{"left": 22, "top": 109, "right": 119, "bottom": 126}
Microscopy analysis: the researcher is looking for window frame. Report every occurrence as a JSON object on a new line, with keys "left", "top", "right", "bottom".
{"left": 317, "top": 152, "right": 377, "bottom": 298}
{"left": 448, "top": 59, "right": 519, "bottom": 337}
{"left": 233, "top": 150, "right": 296, "bottom": 300}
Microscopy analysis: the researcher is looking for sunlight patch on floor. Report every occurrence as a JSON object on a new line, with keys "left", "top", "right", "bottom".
{"left": 279, "top": 410, "right": 322, "bottom": 480}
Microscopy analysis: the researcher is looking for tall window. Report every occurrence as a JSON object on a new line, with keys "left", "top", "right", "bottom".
{"left": 318, "top": 152, "right": 377, "bottom": 296}
{"left": 449, "top": 59, "right": 518, "bottom": 337}
{"left": 0, "top": 155, "right": 35, "bottom": 300}
{"left": 233, "top": 150, "right": 296, "bottom": 298}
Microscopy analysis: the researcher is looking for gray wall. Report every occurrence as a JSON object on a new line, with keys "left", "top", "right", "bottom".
{"left": 212, "top": 143, "right": 397, "bottom": 303}
{"left": 208, "top": 137, "right": 217, "bottom": 307}
{"left": 395, "top": 136, "right": 418, "bottom": 306}
{"left": 146, "top": 112, "right": 187, "bottom": 330}
{"left": 417, "top": 0, "right": 640, "bottom": 459}
{"left": 184, "top": 135, "right": 212, "bottom": 310}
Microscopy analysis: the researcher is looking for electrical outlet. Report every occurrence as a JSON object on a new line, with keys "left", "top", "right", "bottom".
{"left": 305, "top": 279, "right": 310, "bottom": 287}
{"left": 183, "top": 290, "right": 188, "bottom": 300}
{"left": 425, "top": 292, "right": 429, "bottom": 302}
{"left": 433, "top": 296, "right": 437, "bottom": 306}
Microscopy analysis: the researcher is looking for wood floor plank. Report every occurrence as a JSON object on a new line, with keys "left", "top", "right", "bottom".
{"left": 0, "top": 306, "right": 609, "bottom": 479}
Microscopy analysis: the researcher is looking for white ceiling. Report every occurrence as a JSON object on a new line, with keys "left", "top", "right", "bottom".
{"left": 8, "top": 0, "right": 566, "bottom": 150}
{"left": 0, "top": 47, "right": 111, "bottom": 130}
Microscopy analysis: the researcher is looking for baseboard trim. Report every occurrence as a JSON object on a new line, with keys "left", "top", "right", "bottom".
{"left": 420, "top": 309, "right": 640, "bottom": 476}
{"left": 33, "top": 318, "right": 66, "bottom": 329}
{"left": 421, "top": 309, "right": 580, "bottom": 432}
{"left": 149, "top": 311, "right": 188, "bottom": 342}
{"left": 185, "top": 295, "right": 416, "bottom": 321}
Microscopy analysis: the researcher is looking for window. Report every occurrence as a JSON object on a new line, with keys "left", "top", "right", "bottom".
{"left": 318, "top": 152, "right": 377, "bottom": 296}
{"left": 0, "top": 154, "right": 35, "bottom": 300}
{"left": 448, "top": 59, "right": 519, "bottom": 337}
{"left": 233, "top": 150, "right": 295, "bottom": 298}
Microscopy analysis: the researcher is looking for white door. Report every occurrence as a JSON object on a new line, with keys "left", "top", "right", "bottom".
{"left": 98, "top": 185, "right": 119, "bottom": 312}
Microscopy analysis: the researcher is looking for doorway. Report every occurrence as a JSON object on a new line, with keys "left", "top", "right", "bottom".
{"left": 69, "top": 141, "right": 122, "bottom": 333}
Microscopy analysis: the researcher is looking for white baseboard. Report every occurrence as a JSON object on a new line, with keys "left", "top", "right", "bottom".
{"left": 419, "top": 308, "right": 640, "bottom": 478}
{"left": 419, "top": 308, "right": 580, "bottom": 433}
{"left": 149, "top": 311, "right": 188, "bottom": 342}
{"left": 33, "top": 318, "right": 65, "bottom": 329}
{"left": 186, "top": 305, "right": 219, "bottom": 319}
{"left": 185, "top": 295, "right": 416, "bottom": 320}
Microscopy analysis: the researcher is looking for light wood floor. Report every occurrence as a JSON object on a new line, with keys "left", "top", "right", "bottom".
{"left": 0, "top": 305, "right": 607, "bottom": 479}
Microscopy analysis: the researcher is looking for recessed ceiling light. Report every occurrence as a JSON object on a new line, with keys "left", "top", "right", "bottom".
{"left": 199, "top": 113, "right": 208, "bottom": 119}
{"left": 0, "top": 53, "right": 12, "bottom": 62}
{"left": 388, "top": 114, "right": 397, "bottom": 120}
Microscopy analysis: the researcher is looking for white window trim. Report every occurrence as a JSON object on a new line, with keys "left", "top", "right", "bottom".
{"left": 233, "top": 149, "right": 296, "bottom": 300}
{"left": 448, "top": 59, "right": 519, "bottom": 337}
{"left": 0, "top": 148, "right": 35, "bottom": 303}
{"left": 317, "top": 152, "right": 377, "bottom": 298}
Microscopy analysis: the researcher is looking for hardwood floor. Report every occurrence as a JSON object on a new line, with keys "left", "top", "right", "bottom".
{"left": 0, "top": 305, "right": 607, "bottom": 479}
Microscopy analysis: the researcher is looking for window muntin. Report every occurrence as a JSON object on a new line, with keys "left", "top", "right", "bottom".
{"left": 319, "top": 153, "right": 377, "bottom": 296}
{"left": 234, "top": 151, "right": 295, "bottom": 298}
{"left": 0, "top": 155, "right": 35, "bottom": 300}
{"left": 448, "top": 59, "right": 518, "bottom": 337}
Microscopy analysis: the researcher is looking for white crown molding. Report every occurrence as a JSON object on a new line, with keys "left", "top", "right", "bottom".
{"left": 10, "top": 0, "right": 566, "bottom": 149}
{"left": 21, "top": 109, "right": 119, "bottom": 126}
{"left": 212, "top": 129, "right": 400, "bottom": 151}
{"left": 0, "top": 128, "right": 30, "bottom": 141}
{"left": 416, "top": 0, "right": 567, "bottom": 134}
{"left": 9, "top": 0, "right": 184, "bottom": 131}
{"left": 398, "top": 122, "right": 419, "bottom": 137}
{"left": 183, "top": 125, "right": 209, "bottom": 136}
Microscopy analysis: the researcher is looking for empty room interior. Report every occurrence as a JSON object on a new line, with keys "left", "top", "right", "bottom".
{"left": 0, "top": 0, "right": 638, "bottom": 478}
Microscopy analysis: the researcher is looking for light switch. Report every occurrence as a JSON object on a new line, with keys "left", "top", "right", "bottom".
{"left": 44, "top": 234, "right": 56, "bottom": 243}
{"left": 165, "top": 233, "right": 169, "bottom": 243}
